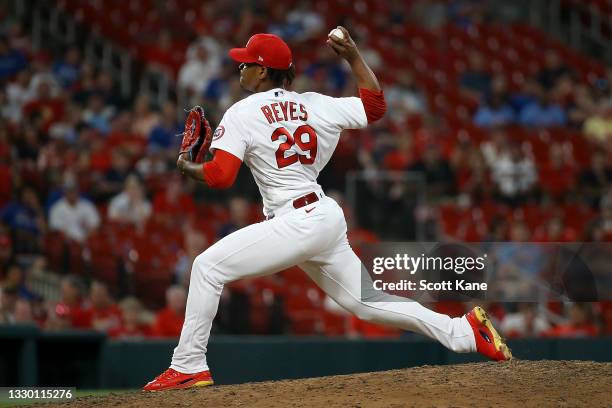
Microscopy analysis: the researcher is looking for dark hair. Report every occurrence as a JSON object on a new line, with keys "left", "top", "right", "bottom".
{"left": 267, "top": 65, "right": 296, "bottom": 88}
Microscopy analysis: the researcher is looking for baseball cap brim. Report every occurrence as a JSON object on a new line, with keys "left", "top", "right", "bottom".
{"left": 229, "top": 48, "right": 258, "bottom": 64}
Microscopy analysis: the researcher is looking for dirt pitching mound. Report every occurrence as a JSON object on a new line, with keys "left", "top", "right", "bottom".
{"left": 40, "top": 360, "right": 611, "bottom": 408}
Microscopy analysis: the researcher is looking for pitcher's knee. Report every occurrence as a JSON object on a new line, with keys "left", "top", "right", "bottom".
{"left": 192, "top": 252, "right": 224, "bottom": 287}
{"left": 346, "top": 301, "right": 377, "bottom": 322}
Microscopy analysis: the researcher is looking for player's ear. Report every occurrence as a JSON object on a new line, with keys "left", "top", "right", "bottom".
{"left": 257, "top": 66, "right": 268, "bottom": 80}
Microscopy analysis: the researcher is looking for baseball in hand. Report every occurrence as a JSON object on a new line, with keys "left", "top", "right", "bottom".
{"left": 329, "top": 28, "right": 344, "bottom": 40}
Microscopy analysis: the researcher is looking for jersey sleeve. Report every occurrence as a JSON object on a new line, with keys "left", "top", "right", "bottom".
{"left": 210, "top": 106, "right": 249, "bottom": 160}
{"left": 311, "top": 94, "right": 368, "bottom": 130}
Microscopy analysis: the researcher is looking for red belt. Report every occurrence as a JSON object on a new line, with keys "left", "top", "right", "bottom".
{"left": 292, "top": 192, "right": 319, "bottom": 209}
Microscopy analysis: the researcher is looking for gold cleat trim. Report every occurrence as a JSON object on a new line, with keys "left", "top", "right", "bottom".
{"left": 473, "top": 306, "right": 513, "bottom": 360}
{"left": 193, "top": 380, "right": 214, "bottom": 387}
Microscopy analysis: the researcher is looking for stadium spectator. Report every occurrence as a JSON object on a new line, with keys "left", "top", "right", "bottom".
{"left": 383, "top": 134, "right": 416, "bottom": 171}
{"left": 82, "top": 92, "right": 112, "bottom": 135}
{"left": 140, "top": 29, "right": 183, "bottom": 77}
{"left": 0, "top": 285, "right": 17, "bottom": 323}
{"left": 95, "top": 70, "right": 125, "bottom": 109}
{"left": 52, "top": 46, "right": 81, "bottom": 89}
{"left": 583, "top": 105, "right": 612, "bottom": 147}
{"left": 109, "top": 297, "right": 153, "bottom": 338}
{"left": 22, "top": 78, "right": 64, "bottom": 133}
{"left": 533, "top": 216, "right": 576, "bottom": 242}
{"left": 500, "top": 303, "right": 550, "bottom": 338}
{"left": 537, "top": 142, "right": 576, "bottom": 197}
{"left": 93, "top": 148, "right": 132, "bottom": 202}
{"left": 473, "top": 94, "right": 515, "bottom": 128}
{"left": 50, "top": 275, "right": 91, "bottom": 329}
{"left": 178, "top": 43, "right": 220, "bottom": 94}
{"left": 203, "top": 59, "right": 236, "bottom": 109}
{"left": 148, "top": 100, "right": 182, "bottom": 152}
{"left": 1, "top": 264, "right": 36, "bottom": 300}
{"left": 70, "top": 61, "right": 96, "bottom": 104}
{"left": 49, "top": 179, "right": 100, "bottom": 243}
{"left": 490, "top": 144, "right": 537, "bottom": 205}
{"left": 518, "top": 93, "right": 567, "bottom": 128}
{"left": 543, "top": 303, "right": 598, "bottom": 337}
{"left": 0, "top": 230, "right": 12, "bottom": 275}
{"left": 482, "top": 215, "right": 509, "bottom": 242}
{"left": 489, "top": 221, "right": 545, "bottom": 300}
{"left": 579, "top": 150, "right": 612, "bottom": 207}
{"left": 304, "top": 47, "right": 349, "bottom": 94}
{"left": 85, "top": 281, "right": 122, "bottom": 334}
{"left": 451, "top": 140, "right": 491, "bottom": 196}
{"left": 410, "top": 0, "right": 447, "bottom": 29}
{"left": 12, "top": 298, "right": 35, "bottom": 325}
{"left": 284, "top": 0, "right": 325, "bottom": 41}
{"left": 3, "top": 69, "right": 30, "bottom": 124}
{"left": 174, "top": 226, "right": 208, "bottom": 287}
{"left": 14, "top": 125, "right": 43, "bottom": 172}
{"left": 589, "top": 190, "right": 612, "bottom": 241}
{"left": 185, "top": 31, "right": 222, "bottom": 67}
{"left": 0, "top": 36, "right": 27, "bottom": 80}
{"left": 105, "top": 111, "right": 144, "bottom": 156}
{"left": 0, "top": 187, "right": 46, "bottom": 254}
{"left": 408, "top": 144, "right": 456, "bottom": 196}
{"left": 509, "top": 78, "right": 542, "bottom": 114}
{"left": 459, "top": 50, "right": 491, "bottom": 99}
{"left": 131, "top": 94, "right": 160, "bottom": 137}
{"left": 567, "top": 83, "right": 597, "bottom": 127}
{"left": 219, "top": 197, "right": 251, "bottom": 237}
{"left": 152, "top": 174, "right": 196, "bottom": 224}
{"left": 152, "top": 285, "right": 187, "bottom": 337}
{"left": 537, "top": 50, "right": 574, "bottom": 90}
{"left": 108, "top": 174, "right": 152, "bottom": 227}
{"left": 135, "top": 145, "right": 169, "bottom": 178}
{"left": 47, "top": 102, "right": 83, "bottom": 144}
{"left": 385, "top": 72, "right": 427, "bottom": 124}
{"left": 481, "top": 129, "right": 509, "bottom": 166}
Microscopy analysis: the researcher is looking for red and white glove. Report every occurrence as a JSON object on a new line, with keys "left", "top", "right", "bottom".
{"left": 179, "top": 106, "right": 213, "bottom": 164}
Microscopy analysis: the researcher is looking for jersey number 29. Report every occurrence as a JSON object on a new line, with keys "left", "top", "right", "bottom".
{"left": 271, "top": 125, "right": 317, "bottom": 169}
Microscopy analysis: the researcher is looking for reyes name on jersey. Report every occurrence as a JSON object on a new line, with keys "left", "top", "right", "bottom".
{"left": 210, "top": 88, "right": 368, "bottom": 214}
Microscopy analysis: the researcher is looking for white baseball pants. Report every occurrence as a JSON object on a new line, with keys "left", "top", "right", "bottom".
{"left": 170, "top": 194, "right": 476, "bottom": 373}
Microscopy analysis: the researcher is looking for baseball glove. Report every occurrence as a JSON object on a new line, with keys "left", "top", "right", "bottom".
{"left": 179, "top": 106, "right": 212, "bottom": 164}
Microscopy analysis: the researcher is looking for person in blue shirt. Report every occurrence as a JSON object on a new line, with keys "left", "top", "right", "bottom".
{"left": 0, "top": 187, "right": 45, "bottom": 254}
{"left": 52, "top": 47, "right": 81, "bottom": 89}
{"left": 474, "top": 94, "right": 515, "bottom": 128}
{"left": 82, "top": 92, "right": 112, "bottom": 135}
{"left": 0, "top": 37, "right": 27, "bottom": 81}
{"left": 519, "top": 93, "right": 567, "bottom": 128}
{"left": 148, "top": 101, "right": 182, "bottom": 151}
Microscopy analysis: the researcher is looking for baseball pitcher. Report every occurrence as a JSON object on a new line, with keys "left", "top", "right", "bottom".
{"left": 144, "top": 27, "right": 511, "bottom": 391}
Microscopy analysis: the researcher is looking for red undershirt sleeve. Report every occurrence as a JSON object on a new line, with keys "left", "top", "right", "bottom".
{"left": 202, "top": 149, "right": 242, "bottom": 189}
{"left": 359, "top": 88, "right": 387, "bottom": 123}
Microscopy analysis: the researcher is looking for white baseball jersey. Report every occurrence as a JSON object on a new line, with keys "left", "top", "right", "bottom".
{"left": 210, "top": 88, "right": 368, "bottom": 215}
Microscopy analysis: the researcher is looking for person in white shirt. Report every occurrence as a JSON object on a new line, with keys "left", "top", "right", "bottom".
{"left": 178, "top": 45, "right": 220, "bottom": 94}
{"left": 49, "top": 182, "right": 100, "bottom": 243}
{"left": 107, "top": 174, "right": 152, "bottom": 227}
{"left": 491, "top": 144, "right": 537, "bottom": 204}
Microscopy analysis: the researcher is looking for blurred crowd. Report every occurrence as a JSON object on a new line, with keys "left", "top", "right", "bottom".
{"left": 0, "top": 0, "right": 611, "bottom": 339}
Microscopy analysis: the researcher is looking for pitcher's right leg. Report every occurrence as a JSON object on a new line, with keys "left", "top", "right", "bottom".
{"left": 300, "top": 240, "right": 478, "bottom": 354}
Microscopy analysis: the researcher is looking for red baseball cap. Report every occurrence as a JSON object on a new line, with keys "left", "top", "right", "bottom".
{"left": 229, "top": 34, "right": 292, "bottom": 70}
